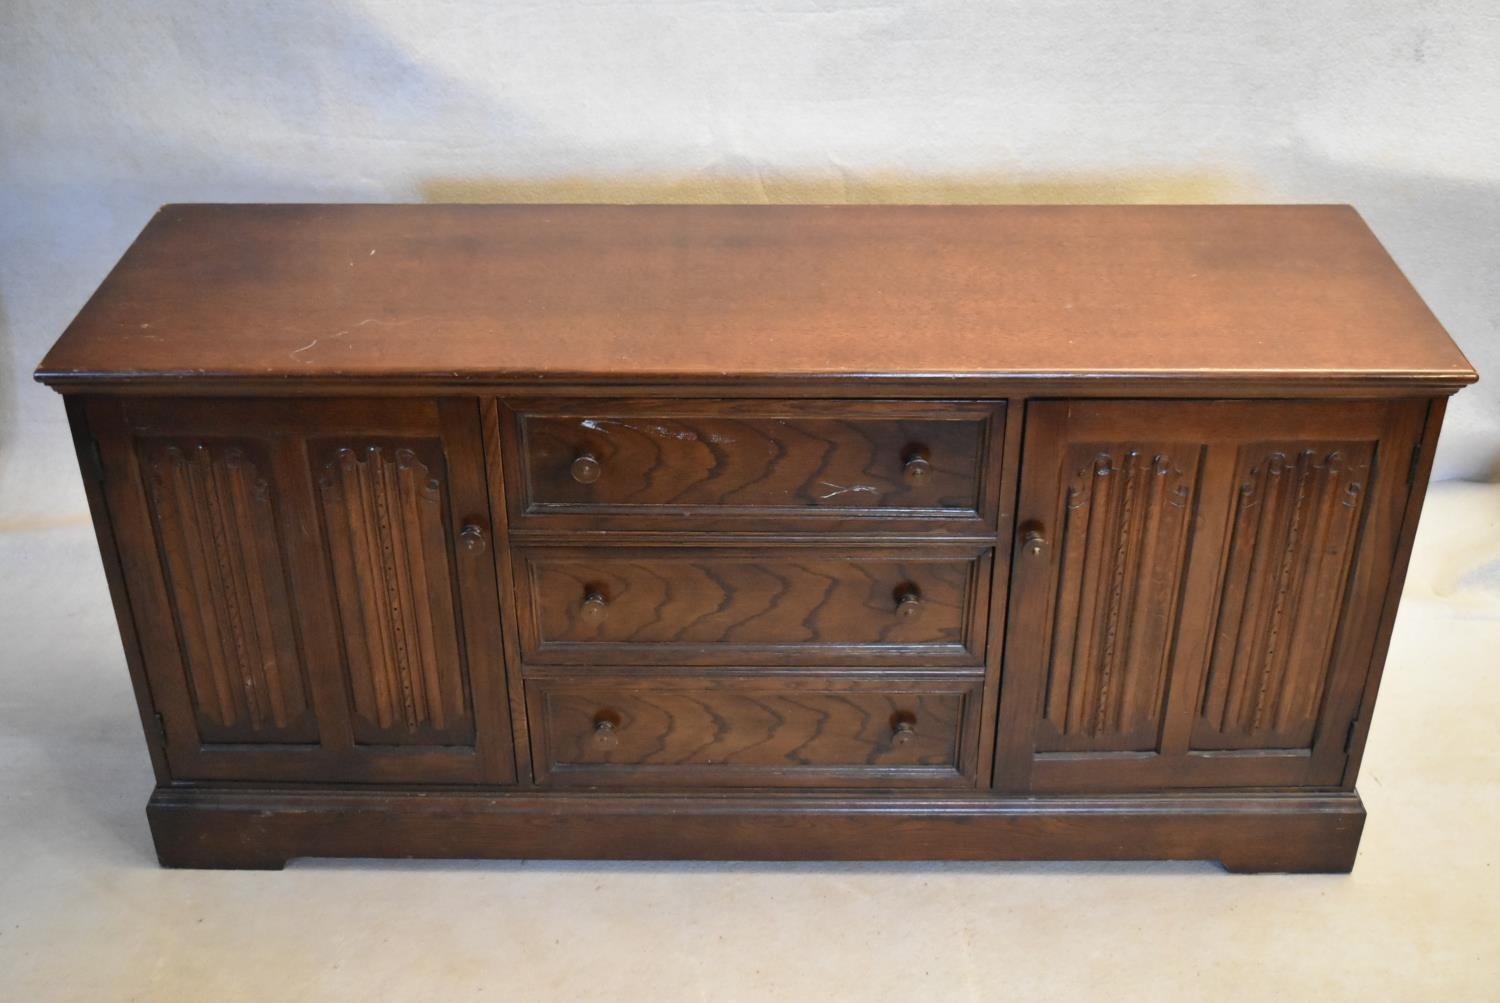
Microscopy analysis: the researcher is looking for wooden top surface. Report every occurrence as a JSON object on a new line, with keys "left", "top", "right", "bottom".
{"left": 36, "top": 203, "right": 1475, "bottom": 390}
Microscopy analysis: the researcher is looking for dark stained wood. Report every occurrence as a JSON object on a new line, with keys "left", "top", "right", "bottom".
{"left": 514, "top": 545, "right": 991, "bottom": 665}
{"left": 64, "top": 396, "right": 173, "bottom": 785}
{"left": 1031, "top": 440, "right": 1199, "bottom": 755}
{"left": 994, "top": 399, "right": 1426, "bottom": 792}
{"left": 974, "top": 395, "right": 1026, "bottom": 788}
{"left": 145, "top": 787, "right": 1369, "bottom": 873}
{"left": 1341, "top": 398, "right": 1446, "bottom": 786}
{"left": 86, "top": 396, "right": 515, "bottom": 784}
{"left": 504, "top": 399, "right": 1007, "bottom": 540}
{"left": 135, "top": 436, "right": 318, "bottom": 744}
{"left": 510, "top": 399, "right": 997, "bottom": 526}
{"left": 1193, "top": 444, "right": 1373, "bottom": 752}
{"left": 313, "top": 438, "right": 474, "bottom": 746}
{"left": 480, "top": 398, "right": 536, "bottom": 786}
{"left": 35, "top": 205, "right": 1476, "bottom": 392}
{"left": 528, "top": 674, "right": 980, "bottom": 788}
{"left": 35, "top": 204, "right": 1476, "bottom": 871}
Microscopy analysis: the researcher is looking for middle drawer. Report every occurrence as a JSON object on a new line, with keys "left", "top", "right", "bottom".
{"left": 513, "top": 545, "right": 994, "bottom": 667}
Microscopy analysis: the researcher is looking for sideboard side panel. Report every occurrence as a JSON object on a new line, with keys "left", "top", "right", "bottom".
{"left": 66, "top": 397, "right": 172, "bottom": 784}
{"left": 1337, "top": 397, "right": 1445, "bottom": 788}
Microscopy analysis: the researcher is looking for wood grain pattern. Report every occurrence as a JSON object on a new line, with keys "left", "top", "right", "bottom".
{"left": 529, "top": 676, "right": 979, "bottom": 787}
{"left": 1037, "top": 444, "right": 1198, "bottom": 753}
{"left": 521, "top": 408, "right": 985, "bottom": 513}
{"left": 1193, "top": 444, "right": 1371, "bottom": 750}
{"left": 88, "top": 397, "right": 514, "bottom": 784}
{"left": 34, "top": 205, "right": 1476, "bottom": 390}
{"left": 141, "top": 440, "right": 316, "bottom": 744}
{"left": 38, "top": 206, "right": 1472, "bottom": 871}
{"left": 146, "top": 787, "right": 1370, "bottom": 872}
{"left": 501, "top": 398, "right": 1005, "bottom": 537}
{"left": 66, "top": 398, "right": 173, "bottom": 785}
{"left": 996, "top": 399, "right": 1424, "bottom": 795}
{"left": 316, "top": 442, "right": 475, "bottom": 745}
{"left": 1339, "top": 399, "right": 1444, "bottom": 788}
{"left": 517, "top": 547, "right": 990, "bottom": 665}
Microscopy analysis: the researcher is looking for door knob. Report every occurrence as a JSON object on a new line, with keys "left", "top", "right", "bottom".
{"left": 895, "top": 586, "right": 922, "bottom": 618}
{"left": 592, "top": 717, "right": 619, "bottom": 750}
{"left": 571, "top": 452, "right": 602, "bottom": 484}
{"left": 459, "top": 523, "right": 486, "bottom": 554}
{"left": 580, "top": 590, "right": 609, "bottom": 623}
{"left": 1021, "top": 524, "right": 1047, "bottom": 557}
{"left": 903, "top": 449, "right": 932, "bottom": 482}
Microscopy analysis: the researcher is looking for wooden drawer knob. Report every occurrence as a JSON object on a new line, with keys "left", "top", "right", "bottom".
{"left": 903, "top": 450, "right": 932, "bottom": 482}
{"left": 592, "top": 717, "right": 619, "bottom": 750}
{"left": 895, "top": 587, "right": 922, "bottom": 618}
{"left": 891, "top": 719, "right": 916, "bottom": 746}
{"left": 580, "top": 590, "right": 609, "bottom": 623}
{"left": 458, "top": 523, "right": 486, "bottom": 555}
{"left": 571, "top": 452, "right": 602, "bottom": 484}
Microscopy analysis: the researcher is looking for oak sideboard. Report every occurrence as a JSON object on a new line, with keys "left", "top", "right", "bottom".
{"left": 36, "top": 204, "right": 1476, "bottom": 871}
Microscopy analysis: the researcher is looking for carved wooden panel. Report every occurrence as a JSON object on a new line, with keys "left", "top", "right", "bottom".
{"left": 519, "top": 548, "right": 989, "bottom": 664}
{"left": 518, "top": 404, "right": 990, "bottom": 515}
{"left": 316, "top": 443, "right": 474, "bottom": 746}
{"left": 531, "top": 676, "right": 978, "bottom": 787}
{"left": 141, "top": 441, "right": 316, "bottom": 744}
{"left": 1001, "top": 399, "right": 1425, "bottom": 794}
{"left": 1193, "top": 444, "right": 1373, "bottom": 751}
{"left": 1035, "top": 445, "right": 1200, "bottom": 753}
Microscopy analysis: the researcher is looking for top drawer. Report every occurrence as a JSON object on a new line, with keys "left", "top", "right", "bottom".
{"left": 500, "top": 399, "right": 1004, "bottom": 534}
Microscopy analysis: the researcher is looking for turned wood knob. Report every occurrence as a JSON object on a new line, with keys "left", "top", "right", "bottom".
{"left": 903, "top": 450, "right": 932, "bottom": 482}
{"left": 571, "top": 452, "right": 602, "bottom": 484}
{"left": 459, "top": 523, "right": 486, "bottom": 554}
{"left": 580, "top": 591, "right": 608, "bottom": 623}
{"left": 592, "top": 718, "right": 619, "bottom": 750}
{"left": 895, "top": 588, "right": 922, "bottom": 618}
{"left": 891, "top": 719, "right": 916, "bottom": 746}
{"left": 1021, "top": 525, "right": 1047, "bottom": 558}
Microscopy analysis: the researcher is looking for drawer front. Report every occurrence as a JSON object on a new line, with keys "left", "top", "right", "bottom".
{"left": 529, "top": 676, "right": 981, "bottom": 787}
{"left": 515, "top": 547, "right": 992, "bottom": 666}
{"left": 503, "top": 399, "right": 1002, "bottom": 532}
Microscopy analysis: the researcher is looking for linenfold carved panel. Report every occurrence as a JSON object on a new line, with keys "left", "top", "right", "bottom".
{"left": 1193, "top": 444, "right": 1372, "bottom": 751}
{"left": 1036, "top": 445, "right": 1199, "bottom": 753}
{"left": 142, "top": 442, "right": 317, "bottom": 744}
{"left": 316, "top": 444, "right": 474, "bottom": 746}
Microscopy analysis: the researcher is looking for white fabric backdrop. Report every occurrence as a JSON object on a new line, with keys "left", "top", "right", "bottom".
{"left": 3, "top": 0, "right": 1497, "bottom": 524}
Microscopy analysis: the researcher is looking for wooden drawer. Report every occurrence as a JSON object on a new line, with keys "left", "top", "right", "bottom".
{"left": 501, "top": 399, "right": 1003, "bottom": 534}
{"left": 514, "top": 546, "right": 992, "bottom": 666}
{"left": 528, "top": 675, "right": 982, "bottom": 788}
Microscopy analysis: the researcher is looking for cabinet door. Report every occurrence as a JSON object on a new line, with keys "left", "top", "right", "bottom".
{"left": 995, "top": 400, "right": 1425, "bottom": 792}
{"left": 89, "top": 398, "right": 514, "bottom": 784}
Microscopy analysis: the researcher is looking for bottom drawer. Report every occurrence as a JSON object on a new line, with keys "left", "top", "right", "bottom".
{"left": 528, "top": 675, "right": 982, "bottom": 788}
